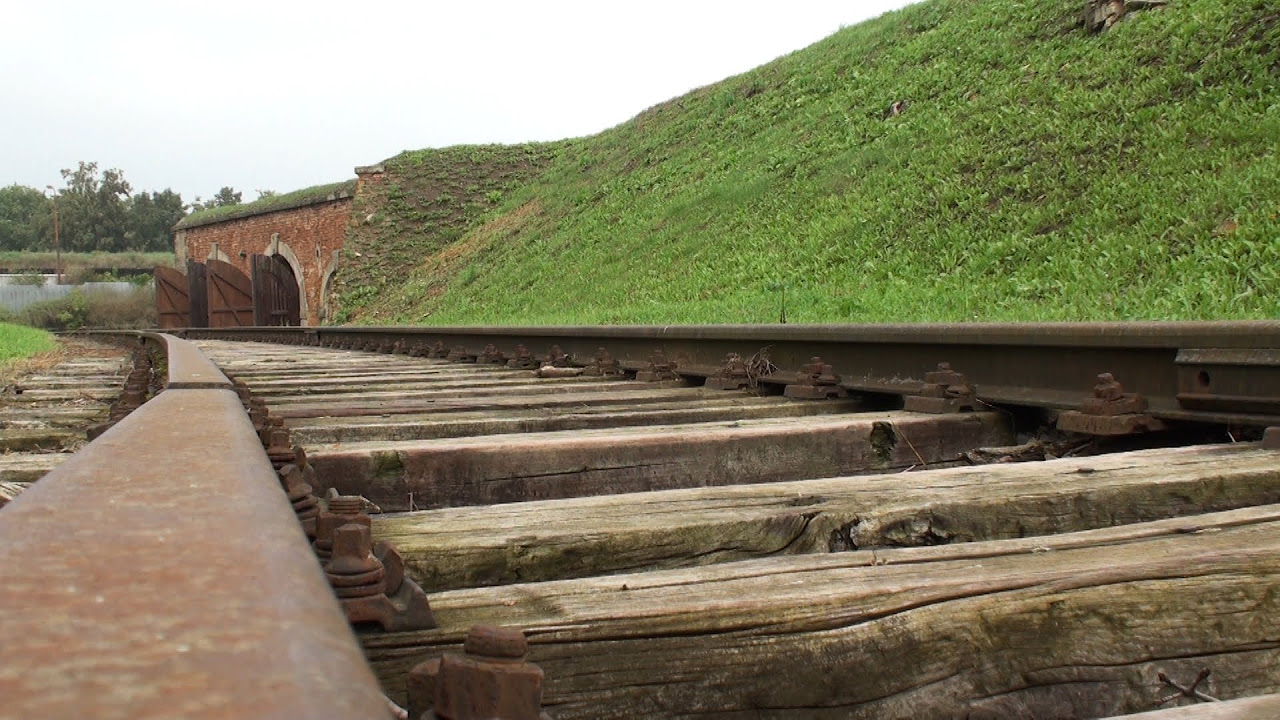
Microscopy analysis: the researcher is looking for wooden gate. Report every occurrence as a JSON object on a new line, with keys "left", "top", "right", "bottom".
{"left": 154, "top": 266, "right": 189, "bottom": 329}
{"left": 250, "top": 254, "right": 301, "bottom": 326}
{"left": 206, "top": 258, "right": 254, "bottom": 328}
{"left": 186, "top": 260, "right": 209, "bottom": 328}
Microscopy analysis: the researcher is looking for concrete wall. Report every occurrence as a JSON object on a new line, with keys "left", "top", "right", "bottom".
{"left": 176, "top": 198, "right": 351, "bottom": 326}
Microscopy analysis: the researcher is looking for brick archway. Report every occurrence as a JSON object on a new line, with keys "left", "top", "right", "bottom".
{"left": 263, "top": 235, "right": 310, "bottom": 326}
{"left": 206, "top": 244, "right": 231, "bottom": 263}
{"left": 319, "top": 252, "right": 339, "bottom": 324}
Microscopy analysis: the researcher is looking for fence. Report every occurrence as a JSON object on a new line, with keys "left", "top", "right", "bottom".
{"left": 0, "top": 280, "right": 143, "bottom": 313}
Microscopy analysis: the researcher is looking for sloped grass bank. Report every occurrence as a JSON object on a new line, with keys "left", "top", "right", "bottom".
{"left": 344, "top": 0, "right": 1280, "bottom": 325}
{"left": 333, "top": 144, "right": 562, "bottom": 322}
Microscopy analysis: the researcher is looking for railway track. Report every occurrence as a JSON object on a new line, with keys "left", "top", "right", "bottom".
{"left": 0, "top": 339, "right": 130, "bottom": 505}
{"left": 3, "top": 323, "right": 1280, "bottom": 719}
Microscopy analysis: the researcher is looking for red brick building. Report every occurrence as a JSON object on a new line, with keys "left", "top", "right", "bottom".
{"left": 174, "top": 171, "right": 380, "bottom": 326}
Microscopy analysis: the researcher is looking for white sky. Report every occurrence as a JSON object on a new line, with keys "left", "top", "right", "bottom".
{"left": 1, "top": 1, "right": 914, "bottom": 203}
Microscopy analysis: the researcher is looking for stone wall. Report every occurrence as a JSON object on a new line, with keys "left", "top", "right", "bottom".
{"left": 175, "top": 197, "right": 351, "bottom": 326}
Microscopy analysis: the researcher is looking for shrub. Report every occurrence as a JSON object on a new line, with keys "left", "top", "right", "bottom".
{"left": 10, "top": 272, "right": 46, "bottom": 287}
{"left": 18, "top": 287, "right": 156, "bottom": 331}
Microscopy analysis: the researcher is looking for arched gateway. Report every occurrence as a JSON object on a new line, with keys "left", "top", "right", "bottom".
{"left": 171, "top": 179, "right": 359, "bottom": 326}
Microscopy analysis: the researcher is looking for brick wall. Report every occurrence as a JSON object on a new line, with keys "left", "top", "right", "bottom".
{"left": 176, "top": 198, "right": 351, "bottom": 326}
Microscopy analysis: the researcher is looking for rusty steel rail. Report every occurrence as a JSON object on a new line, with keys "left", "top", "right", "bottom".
{"left": 181, "top": 322, "right": 1280, "bottom": 429}
{"left": 0, "top": 334, "right": 390, "bottom": 719}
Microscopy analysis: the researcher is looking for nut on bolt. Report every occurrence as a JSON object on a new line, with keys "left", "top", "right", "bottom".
{"left": 408, "top": 625, "right": 552, "bottom": 720}
{"left": 1058, "top": 371, "right": 1164, "bottom": 435}
{"left": 903, "top": 362, "right": 978, "bottom": 413}
{"left": 583, "top": 348, "right": 622, "bottom": 376}
{"left": 784, "top": 356, "right": 847, "bottom": 400}
{"left": 635, "top": 350, "right": 678, "bottom": 382}
{"left": 318, "top": 496, "right": 435, "bottom": 632}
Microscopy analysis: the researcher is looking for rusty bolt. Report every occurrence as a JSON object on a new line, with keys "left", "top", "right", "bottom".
{"left": 507, "top": 345, "right": 539, "bottom": 369}
{"left": 326, "top": 523, "right": 387, "bottom": 600}
{"left": 546, "top": 346, "right": 569, "bottom": 368}
{"left": 409, "top": 625, "right": 549, "bottom": 720}
{"left": 329, "top": 523, "right": 382, "bottom": 575}
{"left": 1093, "top": 373, "right": 1124, "bottom": 401}
{"left": 799, "top": 357, "right": 840, "bottom": 384}
{"left": 279, "top": 463, "right": 321, "bottom": 537}
{"left": 265, "top": 427, "right": 295, "bottom": 469}
{"left": 314, "top": 495, "right": 371, "bottom": 560}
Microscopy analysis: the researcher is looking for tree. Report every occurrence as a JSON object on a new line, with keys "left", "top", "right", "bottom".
{"left": 57, "top": 162, "right": 133, "bottom": 252}
{"left": 255, "top": 189, "right": 278, "bottom": 201}
{"left": 191, "top": 186, "right": 242, "bottom": 212}
{"left": 0, "top": 184, "right": 51, "bottom": 252}
{"left": 211, "top": 186, "right": 241, "bottom": 207}
{"left": 127, "top": 188, "right": 186, "bottom": 252}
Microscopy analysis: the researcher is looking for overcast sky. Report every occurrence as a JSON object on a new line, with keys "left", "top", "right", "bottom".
{"left": 2, "top": 1, "right": 914, "bottom": 203}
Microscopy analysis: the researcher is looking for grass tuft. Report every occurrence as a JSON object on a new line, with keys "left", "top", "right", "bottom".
{"left": 0, "top": 322, "right": 56, "bottom": 365}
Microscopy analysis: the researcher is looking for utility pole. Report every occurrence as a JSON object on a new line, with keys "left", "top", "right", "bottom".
{"left": 44, "top": 185, "right": 62, "bottom": 284}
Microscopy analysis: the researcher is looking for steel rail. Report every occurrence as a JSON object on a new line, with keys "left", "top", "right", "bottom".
{"left": 182, "top": 322, "right": 1280, "bottom": 428}
{"left": 0, "top": 334, "right": 389, "bottom": 720}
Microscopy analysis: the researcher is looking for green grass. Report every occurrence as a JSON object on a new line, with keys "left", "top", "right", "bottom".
{"left": 176, "top": 180, "right": 358, "bottom": 230}
{"left": 0, "top": 322, "right": 56, "bottom": 364}
{"left": 332, "top": 144, "right": 561, "bottom": 323}
{"left": 337, "top": 0, "right": 1280, "bottom": 325}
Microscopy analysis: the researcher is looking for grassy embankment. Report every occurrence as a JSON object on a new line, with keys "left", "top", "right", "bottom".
{"left": 336, "top": 0, "right": 1279, "bottom": 325}
{"left": 334, "top": 146, "right": 559, "bottom": 323}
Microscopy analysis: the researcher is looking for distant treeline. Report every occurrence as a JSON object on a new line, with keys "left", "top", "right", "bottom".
{"left": 0, "top": 162, "right": 248, "bottom": 254}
